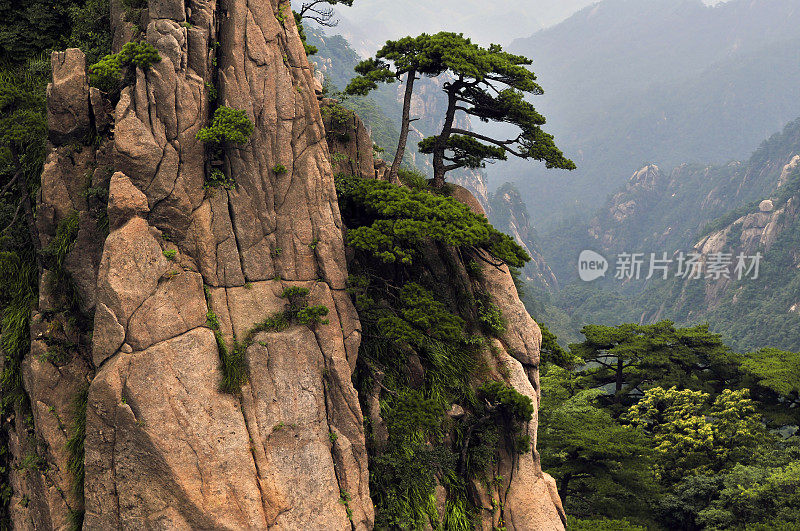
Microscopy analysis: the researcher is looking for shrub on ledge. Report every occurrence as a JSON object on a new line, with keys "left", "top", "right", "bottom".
{"left": 197, "top": 107, "right": 254, "bottom": 145}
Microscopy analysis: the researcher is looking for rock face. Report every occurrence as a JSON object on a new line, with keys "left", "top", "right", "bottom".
{"left": 12, "top": 0, "right": 371, "bottom": 528}
{"left": 8, "top": 1, "right": 564, "bottom": 529}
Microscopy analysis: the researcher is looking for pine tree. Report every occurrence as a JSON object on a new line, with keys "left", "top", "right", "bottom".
{"left": 347, "top": 32, "right": 575, "bottom": 187}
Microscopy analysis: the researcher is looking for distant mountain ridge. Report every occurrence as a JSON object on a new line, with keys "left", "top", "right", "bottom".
{"left": 497, "top": 0, "right": 800, "bottom": 226}
{"left": 536, "top": 116, "right": 800, "bottom": 351}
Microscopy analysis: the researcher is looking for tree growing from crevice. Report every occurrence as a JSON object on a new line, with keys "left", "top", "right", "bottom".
{"left": 347, "top": 32, "right": 576, "bottom": 188}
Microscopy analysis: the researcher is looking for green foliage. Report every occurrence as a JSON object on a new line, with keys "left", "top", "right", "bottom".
{"left": 539, "top": 323, "right": 580, "bottom": 368}
{"left": 66, "top": 0, "right": 112, "bottom": 64}
{"left": 396, "top": 167, "right": 428, "bottom": 190}
{"left": 369, "top": 282, "right": 465, "bottom": 349}
{"left": 535, "top": 323, "right": 800, "bottom": 528}
{"left": 478, "top": 381, "right": 533, "bottom": 425}
{"left": 272, "top": 163, "right": 287, "bottom": 175}
{"left": 454, "top": 382, "right": 534, "bottom": 483}
{"left": 203, "top": 168, "right": 235, "bottom": 191}
{"left": 0, "top": 64, "right": 47, "bottom": 151}
{"left": 539, "top": 364, "right": 656, "bottom": 519}
{"left": 296, "top": 305, "right": 329, "bottom": 326}
{"left": 336, "top": 174, "right": 529, "bottom": 267}
{"left": 89, "top": 41, "right": 162, "bottom": 92}
{"left": 241, "top": 313, "right": 290, "bottom": 345}
{"left": 740, "top": 348, "right": 800, "bottom": 402}
{"left": 475, "top": 299, "right": 505, "bottom": 336}
{"left": 321, "top": 100, "right": 354, "bottom": 142}
{"left": 567, "top": 517, "right": 646, "bottom": 530}
{"left": 218, "top": 336, "right": 249, "bottom": 395}
{"left": 43, "top": 210, "right": 80, "bottom": 271}
{"left": 0, "top": 252, "right": 37, "bottom": 415}
{"left": 623, "top": 386, "right": 767, "bottom": 482}
{"left": 18, "top": 452, "right": 46, "bottom": 471}
{"left": 338, "top": 163, "right": 541, "bottom": 526}
{"left": 196, "top": 106, "right": 254, "bottom": 145}
{"left": 280, "top": 286, "right": 310, "bottom": 300}
{"left": 0, "top": 0, "right": 73, "bottom": 62}
{"left": 371, "top": 387, "right": 456, "bottom": 529}
{"left": 162, "top": 249, "right": 176, "bottom": 261}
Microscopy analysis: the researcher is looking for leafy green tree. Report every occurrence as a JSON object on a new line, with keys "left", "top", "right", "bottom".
{"left": 540, "top": 323, "right": 580, "bottom": 368}
{"left": 623, "top": 387, "right": 767, "bottom": 483}
{"left": 348, "top": 32, "right": 575, "bottom": 188}
{"left": 570, "top": 321, "right": 737, "bottom": 412}
{"left": 0, "top": 62, "right": 48, "bottom": 256}
{"left": 539, "top": 365, "right": 656, "bottom": 520}
{"left": 739, "top": 347, "right": 800, "bottom": 430}
{"left": 296, "top": 0, "right": 354, "bottom": 27}
{"left": 89, "top": 41, "right": 162, "bottom": 93}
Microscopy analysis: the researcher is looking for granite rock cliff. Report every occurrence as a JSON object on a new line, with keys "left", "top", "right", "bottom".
{"left": 5, "top": 1, "right": 564, "bottom": 528}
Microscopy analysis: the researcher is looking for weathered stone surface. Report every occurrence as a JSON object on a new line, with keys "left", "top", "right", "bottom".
{"left": 93, "top": 302, "right": 126, "bottom": 366}
{"left": 491, "top": 347, "right": 566, "bottom": 530}
{"left": 240, "top": 328, "right": 353, "bottom": 528}
{"left": 95, "top": 216, "right": 169, "bottom": 338}
{"left": 38, "top": 146, "right": 93, "bottom": 230}
{"left": 47, "top": 49, "right": 90, "bottom": 144}
{"left": 64, "top": 211, "right": 106, "bottom": 313}
{"left": 107, "top": 171, "right": 149, "bottom": 230}
{"left": 20, "top": 349, "right": 92, "bottom": 529}
{"left": 149, "top": 0, "right": 186, "bottom": 24}
{"left": 126, "top": 270, "right": 207, "bottom": 351}
{"left": 79, "top": 0, "right": 372, "bottom": 528}
{"left": 84, "top": 328, "right": 268, "bottom": 529}
{"left": 449, "top": 187, "right": 565, "bottom": 530}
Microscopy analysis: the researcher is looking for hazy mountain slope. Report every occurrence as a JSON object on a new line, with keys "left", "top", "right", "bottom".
{"left": 499, "top": 0, "right": 800, "bottom": 226}
{"left": 585, "top": 117, "right": 800, "bottom": 258}
{"left": 489, "top": 183, "right": 559, "bottom": 291}
{"left": 306, "top": 27, "right": 403, "bottom": 161}
{"left": 536, "top": 116, "right": 800, "bottom": 351}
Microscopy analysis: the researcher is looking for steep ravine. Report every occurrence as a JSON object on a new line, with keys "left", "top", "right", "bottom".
{"left": 5, "top": 1, "right": 564, "bottom": 529}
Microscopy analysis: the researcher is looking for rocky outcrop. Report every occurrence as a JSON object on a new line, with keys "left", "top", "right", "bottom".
{"left": 13, "top": 0, "right": 372, "bottom": 528}
{"left": 444, "top": 187, "right": 566, "bottom": 529}
{"left": 693, "top": 155, "right": 800, "bottom": 308}
{"left": 9, "top": 1, "right": 565, "bottom": 529}
{"left": 321, "top": 98, "right": 389, "bottom": 182}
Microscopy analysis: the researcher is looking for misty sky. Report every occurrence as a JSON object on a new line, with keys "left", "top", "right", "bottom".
{"left": 299, "top": 0, "right": 734, "bottom": 54}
